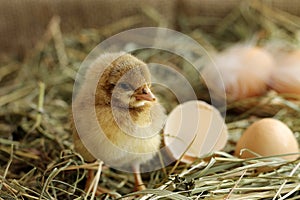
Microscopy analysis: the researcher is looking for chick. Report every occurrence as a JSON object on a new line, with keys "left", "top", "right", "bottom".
{"left": 71, "top": 52, "right": 166, "bottom": 191}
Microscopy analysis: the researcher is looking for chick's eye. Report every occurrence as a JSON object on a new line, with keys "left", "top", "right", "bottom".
{"left": 118, "top": 82, "right": 132, "bottom": 90}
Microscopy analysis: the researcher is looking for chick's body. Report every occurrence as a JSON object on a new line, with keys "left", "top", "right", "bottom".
{"left": 73, "top": 104, "right": 163, "bottom": 167}
{"left": 72, "top": 53, "right": 166, "bottom": 170}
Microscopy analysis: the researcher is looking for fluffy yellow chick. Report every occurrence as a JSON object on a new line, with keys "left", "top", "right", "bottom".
{"left": 71, "top": 52, "right": 166, "bottom": 191}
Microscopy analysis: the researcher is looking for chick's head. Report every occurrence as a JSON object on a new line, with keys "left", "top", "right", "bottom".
{"left": 96, "top": 54, "right": 156, "bottom": 109}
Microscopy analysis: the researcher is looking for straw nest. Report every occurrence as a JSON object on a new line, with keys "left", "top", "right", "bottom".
{"left": 0, "top": 1, "right": 299, "bottom": 199}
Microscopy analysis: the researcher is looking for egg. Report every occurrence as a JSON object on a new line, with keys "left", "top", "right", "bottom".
{"left": 269, "top": 50, "right": 300, "bottom": 94}
{"left": 235, "top": 118, "right": 299, "bottom": 161}
{"left": 202, "top": 45, "right": 274, "bottom": 102}
{"left": 163, "top": 100, "right": 228, "bottom": 164}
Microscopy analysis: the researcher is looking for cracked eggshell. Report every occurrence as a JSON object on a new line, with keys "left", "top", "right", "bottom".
{"left": 163, "top": 100, "right": 228, "bottom": 164}
{"left": 202, "top": 45, "right": 274, "bottom": 102}
{"left": 235, "top": 118, "right": 299, "bottom": 161}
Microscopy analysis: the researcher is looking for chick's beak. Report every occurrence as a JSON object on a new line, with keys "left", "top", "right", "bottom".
{"left": 134, "top": 86, "right": 156, "bottom": 102}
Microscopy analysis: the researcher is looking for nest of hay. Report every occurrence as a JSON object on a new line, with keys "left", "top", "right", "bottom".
{"left": 0, "top": 1, "right": 299, "bottom": 199}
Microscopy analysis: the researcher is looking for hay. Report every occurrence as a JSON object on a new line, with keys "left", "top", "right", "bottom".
{"left": 0, "top": 1, "right": 299, "bottom": 199}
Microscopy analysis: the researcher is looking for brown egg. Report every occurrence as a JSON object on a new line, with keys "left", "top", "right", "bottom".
{"left": 235, "top": 118, "right": 299, "bottom": 161}
{"left": 202, "top": 45, "right": 274, "bottom": 102}
{"left": 164, "top": 100, "right": 228, "bottom": 164}
{"left": 269, "top": 50, "right": 300, "bottom": 94}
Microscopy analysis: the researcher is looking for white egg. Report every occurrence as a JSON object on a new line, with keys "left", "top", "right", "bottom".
{"left": 235, "top": 118, "right": 299, "bottom": 161}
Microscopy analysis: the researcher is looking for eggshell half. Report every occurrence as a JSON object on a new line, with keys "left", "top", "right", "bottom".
{"left": 235, "top": 118, "right": 299, "bottom": 161}
{"left": 164, "top": 100, "right": 228, "bottom": 163}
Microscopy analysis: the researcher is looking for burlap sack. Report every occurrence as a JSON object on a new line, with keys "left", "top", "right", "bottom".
{"left": 1, "top": 0, "right": 300, "bottom": 57}
{"left": 0, "top": 0, "right": 177, "bottom": 57}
